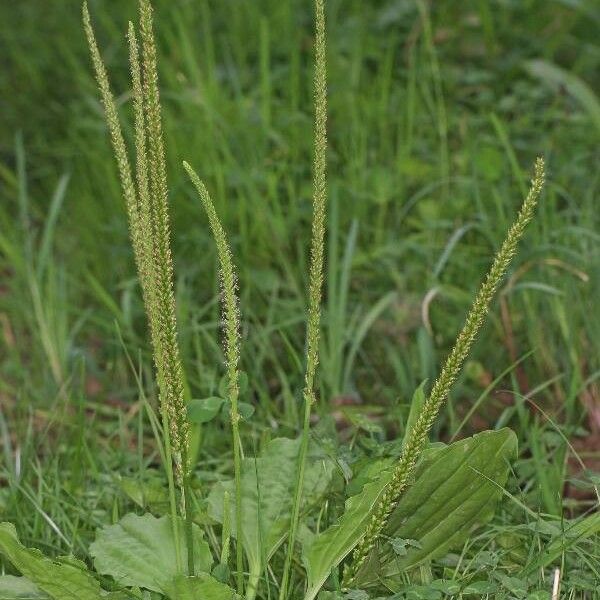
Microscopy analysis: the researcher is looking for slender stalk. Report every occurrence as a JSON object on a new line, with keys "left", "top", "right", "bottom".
{"left": 344, "top": 158, "right": 546, "bottom": 584}
{"left": 220, "top": 490, "right": 231, "bottom": 565}
{"left": 183, "top": 163, "right": 244, "bottom": 594}
{"left": 161, "top": 402, "right": 184, "bottom": 573}
{"left": 279, "top": 1, "right": 327, "bottom": 599}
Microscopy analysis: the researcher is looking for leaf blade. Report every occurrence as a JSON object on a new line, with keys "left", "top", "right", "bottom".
{"left": 360, "top": 429, "right": 517, "bottom": 584}
{"left": 207, "top": 437, "right": 335, "bottom": 597}
{"left": 302, "top": 466, "right": 395, "bottom": 600}
{"left": 0, "top": 523, "right": 106, "bottom": 600}
{"left": 90, "top": 513, "right": 212, "bottom": 593}
{"left": 163, "top": 573, "right": 239, "bottom": 600}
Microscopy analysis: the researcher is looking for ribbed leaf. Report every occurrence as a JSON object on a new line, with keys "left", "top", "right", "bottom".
{"left": 90, "top": 513, "right": 212, "bottom": 594}
{"left": 207, "top": 437, "right": 335, "bottom": 594}
{"left": 303, "top": 429, "right": 516, "bottom": 598}
{"left": 0, "top": 523, "right": 107, "bottom": 600}
{"left": 163, "top": 574, "right": 239, "bottom": 600}
{"left": 357, "top": 429, "right": 517, "bottom": 585}
{"left": 302, "top": 464, "right": 395, "bottom": 600}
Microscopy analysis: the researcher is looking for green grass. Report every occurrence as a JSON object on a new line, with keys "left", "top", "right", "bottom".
{"left": 1, "top": 0, "right": 599, "bottom": 597}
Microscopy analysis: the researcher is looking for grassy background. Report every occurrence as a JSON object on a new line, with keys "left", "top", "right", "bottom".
{"left": 1, "top": 0, "right": 599, "bottom": 595}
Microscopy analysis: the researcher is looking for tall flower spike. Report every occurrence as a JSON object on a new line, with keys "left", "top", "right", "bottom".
{"left": 279, "top": 1, "right": 328, "bottom": 599}
{"left": 345, "top": 157, "right": 546, "bottom": 584}
{"left": 127, "top": 22, "right": 155, "bottom": 316}
{"left": 138, "top": 0, "right": 189, "bottom": 482}
{"left": 83, "top": 4, "right": 145, "bottom": 289}
{"left": 183, "top": 162, "right": 245, "bottom": 593}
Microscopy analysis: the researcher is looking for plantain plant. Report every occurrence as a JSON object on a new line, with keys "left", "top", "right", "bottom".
{"left": 0, "top": 1, "right": 556, "bottom": 599}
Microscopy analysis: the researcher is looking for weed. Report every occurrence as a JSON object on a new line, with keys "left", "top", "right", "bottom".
{"left": 344, "top": 158, "right": 545, "bottom": 585}
{"left": 1, "top": 1, "right": 598, "bottom": 599}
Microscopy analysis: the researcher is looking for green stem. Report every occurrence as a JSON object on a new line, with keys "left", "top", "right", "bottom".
{"left": 161, "top": 402, "right": 183, "bottom": 574}
{"left": 232, "top": 395, "right": 244, "bottom": 594}
{"left": 278, "top": 397, "right": 312, "bottom": 600}
{"left": 183, "top": 459, "right": 195, "bottom": 576}
{"left": 246, "top": 558, "right": 261, "bottom": 600}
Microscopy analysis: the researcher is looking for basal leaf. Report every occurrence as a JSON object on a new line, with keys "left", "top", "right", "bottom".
{"left": 0, "top": 523, "right": 108, "bottom": 600}
{"left": 207, "top": 437, "right": 335, "bottom": 596}
{"left": 163, "top": 573, "right": 239, "bottom": 600}
{"left": 301, "top": 463, "right": 395, "bottom": 600}
{"left": 357, "top": 429, "right": 517, "bottom": 585}
{"left": 90, "top": 513, "right": 213, "bottom": 593}
{"left": 302, "top": 444, "right": 445, "bottom": 600}
{"left": 303, "top": 430, "right": 516, "bottom": 598}
{"left": 0, "top": 575, "right": 50, "bottom": 599}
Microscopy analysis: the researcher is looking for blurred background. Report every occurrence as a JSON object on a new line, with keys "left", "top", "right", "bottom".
{"left": 0, "top": 0, "right": 599, "bottom": 562}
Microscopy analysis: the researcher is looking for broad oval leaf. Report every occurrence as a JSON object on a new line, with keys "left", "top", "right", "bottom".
{"left": 238, "top": 401, "right": 255, "bottom": 421}
{"left": 356, "top": 428, "right": 517, "bottom": 586}
{"left": 188, "top": 397, "right": 225, "bottom": 424}
{"left": 90, "top": 513, "right": 213, "bottom": 593}
{"left": 303, "top": 429, "right": 517, "bottom": 599}
{"left": 0, "top": 523, "right": 109, "bottom": 600}
{"left": 163, "top": 573, "right": 239, "bottom": 600}
{"left": 302, "top": 446, "right": 445, "bottom": 600}
{"left": 207, "top": 437, "right": 335, "bottom": 598}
